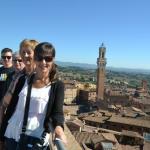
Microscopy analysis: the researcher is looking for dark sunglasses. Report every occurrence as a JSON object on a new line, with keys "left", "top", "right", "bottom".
{"left": 36, "top": 56, "right": 53, "bottom": 62}
{"left": 2, "top": 56, "right": 12, "bottom": 60}
{"left": 13, "top": 59, "right": 23, "bottom": 63}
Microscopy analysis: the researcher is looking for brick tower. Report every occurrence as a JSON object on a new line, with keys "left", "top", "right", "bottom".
{"left": 142, "top": 80, "right": 147, "bottom": 92}
{"left": 97, "top": 43, "right": 107, "bottom": 100}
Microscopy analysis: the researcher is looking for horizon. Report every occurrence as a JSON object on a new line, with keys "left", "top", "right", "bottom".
{"left": 56, "top": 60, "right": 150, "bottom": 71}
{"left": 0, "top": 0, "right": 150, "bottom": 69}
{"left": 1, "top": 59, "right": 150, "bottom": 71}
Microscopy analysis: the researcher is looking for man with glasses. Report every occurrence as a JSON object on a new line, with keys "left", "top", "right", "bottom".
{"left": 0, "top": 48, "right": 14, "bottom": 103}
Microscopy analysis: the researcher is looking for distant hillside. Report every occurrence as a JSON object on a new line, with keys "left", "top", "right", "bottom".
{"left": 56, "top": 61, "right": 150, "bottom": 74}
{"left": 107, "top": 67, "right": 150, "bottom": 74}
{"left": 56, "top": 61, "right": 97, "bottom": 69}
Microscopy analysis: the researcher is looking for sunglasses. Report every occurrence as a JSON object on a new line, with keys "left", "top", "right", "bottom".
{"left": 36, "top": 56, "right": 53, "bottom": 62}
{"left": 2, "top": 56, "right": 12, "bottom": 60}
{"left": 13, "top": 59, "right": 23, "bottom": 63}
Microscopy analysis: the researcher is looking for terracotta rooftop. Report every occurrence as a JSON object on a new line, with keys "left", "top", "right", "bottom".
{"left": 72, "top": 131, "right": 122, "bottom": 150}
{"left": 120, "top": 144, "right": 141, "bottom": 150}
{"left": 133, "top": 97, "right": 150, "bottom": 105}
{"left": 73, "top": 131, "right": 98, "bottom": 144}
{"left": 83, "top": 116, "right": 108, "bottom": 123}
{"left": 67, "top": 119, "right": 83, "bottom": 127}
{"left": 101, "top": 133, "right": 118, "bottom": 143}
{"left": 90, "top": 134, "right": 105, "bottom": 144}
{"left": 82, "top": 125, "right": 144, "bottom": 140}
{"left": 121, "top": 130, "right": 144, "bottom": 139}
{"left": 73, "top": 131, "right": 118, "bottom": 144}
{"left": 143, "top": 141, "right": 150, "bottom": 150}
{"left": 98, "top": 110, "right": 113, "bottom": 117}
{"left": 108, "top": 115, "right": 150, "bottom": 128}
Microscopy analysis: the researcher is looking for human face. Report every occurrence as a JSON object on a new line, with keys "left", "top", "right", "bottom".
{"left": 35, "top": 55, "right": 54, "bottom": 78}
{"left": 20, "top": 47, "right": 34, "bottom": 67}
{"left": 13, "top": 56, "right": 25, "bottom": 72}
{"left": 1, "top": 52, "right": 13, "bottom": 68}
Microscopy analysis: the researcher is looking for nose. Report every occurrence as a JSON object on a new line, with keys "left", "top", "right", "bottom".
{"left": 5, "top": 57, "right": 10, "bottom": 61}
{"left": 42, "top": 59, "right": 46, "bottom": 64}
{"left": 24, "top": 52, "right": 29, "bottom": 57}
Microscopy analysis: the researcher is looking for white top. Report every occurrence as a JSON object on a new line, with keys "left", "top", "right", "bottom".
{"left": 5, "top": 80, "right": 51, "bottom": 142}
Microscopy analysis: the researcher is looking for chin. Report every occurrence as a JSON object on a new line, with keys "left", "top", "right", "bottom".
{"left": 5, "top": 63, "right": 10, "bottom": 65}
{"left": 41, "top": 70, "right": 47, "bottom": 73}
{"left": 5, "top": 64, "right": 12, "bottom": 68}
{"left": 25, "top": 61, "right": 31, "bottom": 65}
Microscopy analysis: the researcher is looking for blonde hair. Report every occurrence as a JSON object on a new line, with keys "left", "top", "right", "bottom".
{"left": 19, "top": 39, "right": 39, "bottom": 54}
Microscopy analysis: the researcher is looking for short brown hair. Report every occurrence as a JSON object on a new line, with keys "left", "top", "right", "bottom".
{"left": 1, "top": 48, "right": 13, "bottom": 56}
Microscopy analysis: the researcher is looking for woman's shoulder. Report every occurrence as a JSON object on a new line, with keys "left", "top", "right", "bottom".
{"left": 50, "top": 80, "right": 64, "bottom": 93}
{"left": 52, "top": 79, "right": 64, "bottom": 86}
{"left": 14, "top": 73, "right": 27, "bottom": 89}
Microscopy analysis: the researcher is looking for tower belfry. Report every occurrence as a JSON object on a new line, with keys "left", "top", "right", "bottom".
{"left": 97, "top": 43, "right": 107, "bottom": 100}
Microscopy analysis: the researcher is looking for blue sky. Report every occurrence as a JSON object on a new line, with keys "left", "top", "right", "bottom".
{"left": 0, "top": 0, "right": 150, "bottom": 69}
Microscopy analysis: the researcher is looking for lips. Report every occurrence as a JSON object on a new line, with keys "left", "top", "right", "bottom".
{"left": 39, "top": 64, "right": 49, "bottom": 71}
{"left": 24, "top": 57, "right": 31, "bottom": 61}
{"left": 24, "top": 57, "right": 32, "bottom": 64}
{"left": 41, "top": 66, "right": 47, "bottom": 70}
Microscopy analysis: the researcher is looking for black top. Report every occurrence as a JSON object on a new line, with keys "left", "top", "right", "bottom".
{"left": 0, "top": 74, "right": 64, "bottom": 141}
{"left": 0, "top": 66, "right": 14, "bottom": 102}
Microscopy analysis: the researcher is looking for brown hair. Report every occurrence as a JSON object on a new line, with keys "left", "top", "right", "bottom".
{"left": 34, "top": 42, "right": 55, "bottom": 60}
{"left": 1, "top": 48, "right": 13, "bottom": 56}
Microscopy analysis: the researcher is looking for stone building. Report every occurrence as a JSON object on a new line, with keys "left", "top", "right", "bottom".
{"left": 64, "top": 80, "right": 78, "bottom": 104}
{"left": 131, "top": 97, "right": 150, "bottom": 112}
{"left": 78, "top": 89, "right": 97, "bottom": 104}
{"left": 104, "top": 88, "right": 130, "bottom": 106}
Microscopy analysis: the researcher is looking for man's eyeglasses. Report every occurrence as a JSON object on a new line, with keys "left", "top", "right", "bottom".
{"left": 13, "top": 59, "right": 23, "bottom": 63}
{"left": 36, "top": 56, "right": 53, "bottom": 62}
{"left": 2, "top": 56, "right": 12, "bottom": 60}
